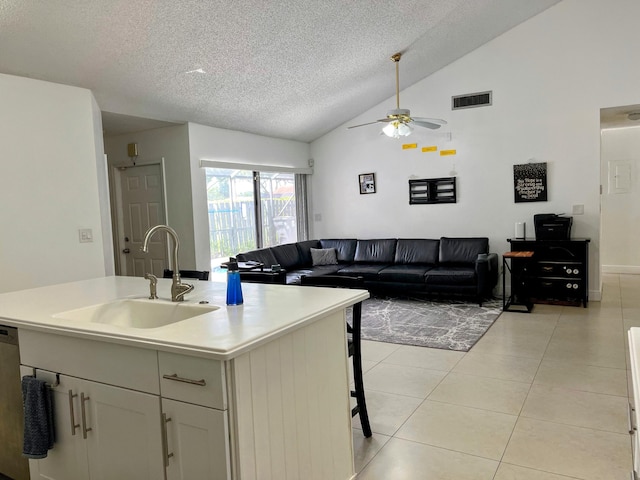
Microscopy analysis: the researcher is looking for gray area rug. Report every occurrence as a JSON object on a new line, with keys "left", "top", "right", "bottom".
{"left": 349, "top": 296, "right": 502, "bottom": 352}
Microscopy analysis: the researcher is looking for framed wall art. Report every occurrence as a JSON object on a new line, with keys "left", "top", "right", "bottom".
{"left": 514, "top": 162, "right": 547, "bottom": 203}
{"left": 359, "top": 173, "right": 376, "bottom": 194}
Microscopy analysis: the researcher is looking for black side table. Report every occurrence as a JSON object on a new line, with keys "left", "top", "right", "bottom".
{"left": 503, "top": 251, "right": 534, "bottom": 313}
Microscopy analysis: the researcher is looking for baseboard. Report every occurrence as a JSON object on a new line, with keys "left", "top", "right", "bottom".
{"left": 602, "top": 265, "right": 640, "bottom": 275}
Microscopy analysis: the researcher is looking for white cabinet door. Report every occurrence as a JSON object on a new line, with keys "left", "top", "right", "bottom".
{"left": 23, "top": 367, "right": 165, "bottom": 480}
{"left": 163, "top": 398, "right": 231, "bottom": 480}
{"left": 20, "top": 369, "right": 89, "bottom": 480}
{"left": 83, "top": 379, "right": 164, "bottom": 480}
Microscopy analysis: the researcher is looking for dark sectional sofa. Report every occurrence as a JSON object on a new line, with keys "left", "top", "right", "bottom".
{"left": 236, "top": 237, "right": 498, "bottom": 304}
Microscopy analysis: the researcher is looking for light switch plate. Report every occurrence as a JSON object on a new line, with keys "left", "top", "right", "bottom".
{"left": 79, "top": 228, "right": 93, "bottom": 243}
{"left": 572, "top": 204, "right": 584, "bottom": 215}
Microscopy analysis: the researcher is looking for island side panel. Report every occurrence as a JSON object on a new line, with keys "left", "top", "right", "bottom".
{"left": 230, "top": 310, "right": 354, "bottom": 480}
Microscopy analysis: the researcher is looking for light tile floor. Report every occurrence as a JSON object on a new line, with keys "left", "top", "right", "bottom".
{"left": 351, "top": 273, "right": 637, "bottom": 479}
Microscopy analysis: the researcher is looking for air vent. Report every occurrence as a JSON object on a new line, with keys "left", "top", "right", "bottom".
{"left": 452, "top": 91, "right": 492, "bottom": 110}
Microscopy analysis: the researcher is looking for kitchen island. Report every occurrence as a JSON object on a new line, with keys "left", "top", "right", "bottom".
{"left": 0, "top": 276, "right": 368, "bottom": 480}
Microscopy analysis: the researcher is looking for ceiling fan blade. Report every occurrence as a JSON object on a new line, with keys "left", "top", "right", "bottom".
{"left": 347, "top": 118, "right": 396, "bottom": 129}
{"left": 411, "top": 120, "right": 442, "bottom": 130}
{"left": 412, "top": 117, "right": 448, "bottom": 126}
{"left": 347, "top": 120, "right": 381, "bottom": 129}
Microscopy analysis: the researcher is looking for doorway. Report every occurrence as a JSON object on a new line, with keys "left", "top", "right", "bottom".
{"left": 110, "top": 162, "right": 169, "bottom": 277}
{"left": 600, "top": 104, "right": 640, "bottom": 276}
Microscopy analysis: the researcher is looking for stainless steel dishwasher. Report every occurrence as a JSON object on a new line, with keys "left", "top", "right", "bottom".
{"left": 0, "top": 325, "right": 30, "bottom": 480}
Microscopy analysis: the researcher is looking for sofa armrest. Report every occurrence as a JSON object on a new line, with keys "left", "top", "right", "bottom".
{"left": 239, "top": 270, "right": 286, "bottom": 284}
{"left": 475, "top": 253, "right": 499, "bottom": 295}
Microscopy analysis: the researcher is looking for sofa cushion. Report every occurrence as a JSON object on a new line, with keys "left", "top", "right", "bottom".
{"left": 337, "top": 263, "right": 391, "bottom": 280}
{"left": 310, "top": 248, "right": 338, "bottom": 266}
{"left": 394, "top": 239, "right": 439, "bottom": 265}
{"left": 319, "top": 239, "right": 357, "bottom": 263}
{"left": 236, "top": 247, "right": 278, "bottom": 267}
{"left": 424, "top": 266, "right": 476, "bottom": 285}
{"left": 296, "top": 240, "right": 321, "bottom": 266}
{"left": 354, "top": 239, "right": 397, "bottom": 263}
{"left": 286, "top": 266, "right": 342, "bottom": 284}
{"left": 271, "top": 243, "right": 304, "bottom": 270}
{"left": 378, "top": 265, "right": 433, "bottom": 283}
{"left": 439, "top": 237, "right": 489, "bottom": 265}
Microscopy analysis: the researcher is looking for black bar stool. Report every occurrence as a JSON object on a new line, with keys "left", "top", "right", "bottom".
{"left": 163, "top": 269, "right": 210, "bottom": 281}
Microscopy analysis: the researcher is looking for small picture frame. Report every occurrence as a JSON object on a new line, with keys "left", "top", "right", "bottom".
{"left": 359, "top": 173, "right": 376, "bottom": 194}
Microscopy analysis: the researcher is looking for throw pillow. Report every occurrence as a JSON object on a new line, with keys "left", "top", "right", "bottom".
{"left": 310, "top": 247, "right": 338, "bottom": 266}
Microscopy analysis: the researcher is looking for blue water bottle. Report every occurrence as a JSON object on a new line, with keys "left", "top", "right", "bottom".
{"left": 226, "top": 258, "right": 243, "bottom": 306}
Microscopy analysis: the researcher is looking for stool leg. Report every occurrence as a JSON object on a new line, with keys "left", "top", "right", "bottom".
{"left": 351, "top": 302, "right": 372, "bottom": 437}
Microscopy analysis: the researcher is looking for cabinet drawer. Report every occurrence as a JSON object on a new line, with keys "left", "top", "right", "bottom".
{"left": 158, "top": 352, "right": 226, "bottom": 410}
{"left": 537, "top": 278, "right": 583, "bottom": 291}
{"left": 20, "top": 330, "right": 159, "bottom": 394}
{"left": 537, "top": 261, "right": 584, "bottom": 278}
{"left": 535, "top": 278, "right": 584, "bottom": 299}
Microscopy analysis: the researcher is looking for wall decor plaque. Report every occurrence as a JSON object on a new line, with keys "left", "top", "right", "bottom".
{"left": 514, "top": 162, "right": 547, "bottom": 203}
{"left": 359, "top": 173, "right": 376, "bottom": 194}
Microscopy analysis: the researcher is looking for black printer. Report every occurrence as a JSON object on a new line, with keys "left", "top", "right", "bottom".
{"left": 534, "top": 214, "right": 573, "bottom": 240}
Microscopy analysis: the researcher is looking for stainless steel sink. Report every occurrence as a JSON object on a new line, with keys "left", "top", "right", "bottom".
{"left": 53, "top": 299, "right": 219, "bottom": 329}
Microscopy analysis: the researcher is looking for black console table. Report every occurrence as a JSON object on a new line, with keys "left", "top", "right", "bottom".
{"left": 507, "top": 238, "right": 590, "bottom": 307}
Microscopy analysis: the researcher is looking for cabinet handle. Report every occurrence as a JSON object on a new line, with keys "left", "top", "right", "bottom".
{"left": 629, "top": 403, "right": 636, "bottom": 435}
{"left": 68, "top": 390, "right": 80, "bottom": 436}
{"left": 80, "top": 393, "right": 93, "bottom": 439}
{"left": 161, "top": 413, "right": 174, "bottom": 467}
{"left": 162, "top": 373, "right": 206, "bottom": 386}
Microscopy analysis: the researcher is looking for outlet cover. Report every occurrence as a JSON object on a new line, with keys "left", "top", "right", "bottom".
{"left": 79, "top": 228, "right": 93, "bottom": 243}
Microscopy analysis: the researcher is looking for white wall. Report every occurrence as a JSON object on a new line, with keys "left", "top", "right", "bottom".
{"left": 310, "top": 0, "right": 640, "bottom": 300}
{"left": 188, "top": 123, "right": 310, "bottom": 269}
{"left": 104, "top": 125, "right": 195, "bottom": 267}
{"left": 601, "top": 126, "right": 640, "bottom": 273}
{"left": 0, "top": 74, "right": 108, "bottom": 293}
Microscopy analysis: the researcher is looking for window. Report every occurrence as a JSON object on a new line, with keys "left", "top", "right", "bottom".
{"left": 206, "top": 167, "right": 307, "bottom": 268}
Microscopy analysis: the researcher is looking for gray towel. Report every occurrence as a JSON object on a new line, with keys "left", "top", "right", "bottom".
{"left": 22, "top": 375, "right": 55, "bottom": 459}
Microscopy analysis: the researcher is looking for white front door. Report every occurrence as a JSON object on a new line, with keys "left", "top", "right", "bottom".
{"left": 116, "top": 164, "right": 168, "bottom": 277}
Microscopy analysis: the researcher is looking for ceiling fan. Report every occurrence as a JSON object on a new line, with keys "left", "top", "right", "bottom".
{"left": 348, "top": 52, "right": 447, "bottom": 138}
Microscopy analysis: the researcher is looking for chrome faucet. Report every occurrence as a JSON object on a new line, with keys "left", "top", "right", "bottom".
{"left": 141, "top": 225, "right": 194, "bottom": 302}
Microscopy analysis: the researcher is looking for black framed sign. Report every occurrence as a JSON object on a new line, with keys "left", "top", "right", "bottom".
{"left": 359, "top": 173, "right": 376, "bottom": 194}
{"left": 514, "top": 162, "right": 547, "bottom": 203}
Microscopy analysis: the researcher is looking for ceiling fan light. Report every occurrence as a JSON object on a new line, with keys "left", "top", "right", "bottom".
{"left": 398, "top": 122, "right": 413, "bottom": 136}
{"left": 382, "top": 121, "right": 413, "bottom": 138}
{"left": 382, "top": 122, "right": 398, "bottom": 138}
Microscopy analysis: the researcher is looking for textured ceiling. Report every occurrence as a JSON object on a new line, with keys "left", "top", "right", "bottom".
{"left": 0, "top": 0, "right": 561, "bottom": 142}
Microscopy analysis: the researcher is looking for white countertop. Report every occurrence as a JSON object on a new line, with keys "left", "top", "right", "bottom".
{"left": 0, "top": 276, "right": 369, "bottom": 360}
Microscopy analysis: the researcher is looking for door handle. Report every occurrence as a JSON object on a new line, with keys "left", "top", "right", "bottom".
{"left": 161, "top": 413, "right": 174, "bottom": 467}
{"left": 68, "top": 390, "right": 80, "bottom": 436}
{"left": 162, "top": 373, "right": 207, "bottom": 386}
{"left": 80, "top": 393, "right": 92, "bottom": 439}
{"left": 122, "top": 248, "right": 130, "bottom": 254}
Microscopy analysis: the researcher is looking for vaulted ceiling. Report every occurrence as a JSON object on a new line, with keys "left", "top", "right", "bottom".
{"left": 0, "top": 0, "right": 561, "bottom": 141}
